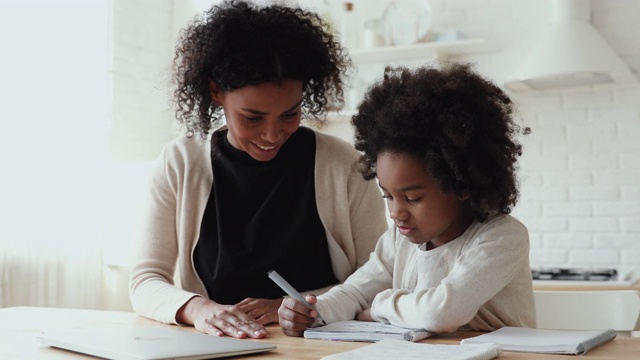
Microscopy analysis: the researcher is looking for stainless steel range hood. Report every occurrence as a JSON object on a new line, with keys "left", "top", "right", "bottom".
{"left": 504, "top": 0, "right": 637, "bottom": 92}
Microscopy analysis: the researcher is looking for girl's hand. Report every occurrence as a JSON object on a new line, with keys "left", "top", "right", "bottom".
{"left": 176, "top": 297, "right": 266, "bottom": 338}
{"left": 277, "top": 294, "right": 319, "bottom": 337}
{"left": 235, "top": 297, "right": 283, "bottom": 325}
{"left": 356, "top": 308, "right": 374, "bottom": 322}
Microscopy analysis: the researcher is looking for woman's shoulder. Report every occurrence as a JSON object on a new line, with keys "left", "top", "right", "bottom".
{"left": 157, "top": 134, "right": 210, "bottom": 170}
{"left": 163, "top": 134, "right": 209, "bottom": 153}
{"left": 312, "top": 128, "right": 359, "bottom": 161}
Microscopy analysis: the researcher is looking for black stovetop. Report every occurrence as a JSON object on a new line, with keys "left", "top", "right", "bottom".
{"left": 531, "top": 268, "right": 618, "bottom": 281}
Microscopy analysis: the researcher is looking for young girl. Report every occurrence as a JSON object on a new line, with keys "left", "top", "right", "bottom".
{"left": 278, "top": 63, "right": 536, "bottom": 337}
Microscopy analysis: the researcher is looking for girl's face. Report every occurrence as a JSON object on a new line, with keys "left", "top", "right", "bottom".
{"left": 376, "top": 151, "right": 473, "bottom": 248}
{"left": 211, "top": 79, "right": 303, "bottom": 162}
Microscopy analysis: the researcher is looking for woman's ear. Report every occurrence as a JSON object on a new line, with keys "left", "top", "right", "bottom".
{"left": 458, "top": 190, "right": 470, "bottom": 201}
{"left": 209, "top": 81, "right": 222, "bottom": 106}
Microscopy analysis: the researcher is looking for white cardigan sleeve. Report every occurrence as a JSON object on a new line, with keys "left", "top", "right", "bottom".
{"left": 128, "top": 144, "right": 203, "bottom": 324}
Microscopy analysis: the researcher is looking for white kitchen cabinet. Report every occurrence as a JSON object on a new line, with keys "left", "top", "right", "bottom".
{"left": 318, "top": 39, "right": 492, "bottom": 143}
{"left": 343, "top": 38, "right": 490, "bottom": 111}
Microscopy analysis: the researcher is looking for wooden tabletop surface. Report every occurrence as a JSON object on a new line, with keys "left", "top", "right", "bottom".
{"left": 2, "top": 307, "right": 639, "bottom": 359}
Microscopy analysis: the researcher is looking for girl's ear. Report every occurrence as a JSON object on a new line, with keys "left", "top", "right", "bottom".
{"left": 458, "top": 190, "right": 471, "bottom": 201}
{"left": 209, "top": 81, "right": 222, "bottom": 106}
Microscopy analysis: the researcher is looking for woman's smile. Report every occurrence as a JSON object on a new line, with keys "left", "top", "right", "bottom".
{"left": 212, "top": 80, "right": 303, "bottom": 162}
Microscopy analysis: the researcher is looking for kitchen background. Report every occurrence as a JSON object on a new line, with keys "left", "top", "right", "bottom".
{"left": 114, "top": 0, "right": 640, "bottom": 273}
{"left": 1, "top": 0, "right": 638, "bottom": 310}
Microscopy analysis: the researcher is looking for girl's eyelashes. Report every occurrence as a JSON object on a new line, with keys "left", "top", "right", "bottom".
{"left": 382, "top": 194, "right": 421, "bottom": 203}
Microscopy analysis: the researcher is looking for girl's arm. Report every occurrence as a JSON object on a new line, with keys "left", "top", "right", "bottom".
{"left": 371, "top": 217, "right": 531, "bottom": 332}
{"left": 314, "top": 228, "right": 398, "bottom": 324}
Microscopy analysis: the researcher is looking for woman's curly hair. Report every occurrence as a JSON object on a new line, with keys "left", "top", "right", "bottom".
{"left": 172, "top": 0, "right": 350, "bottom": 137}
{"left": 352, "top": 63, "right": 530, "bottom": 222}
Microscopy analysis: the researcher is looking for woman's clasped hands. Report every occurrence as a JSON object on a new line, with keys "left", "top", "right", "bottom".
{"left": 178, "top": 296, "right": 284, "bottom": 338}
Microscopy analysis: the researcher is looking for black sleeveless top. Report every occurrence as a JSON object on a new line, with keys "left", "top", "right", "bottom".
{"left": 193, "top": 127, "right": 338, "bottom": 305}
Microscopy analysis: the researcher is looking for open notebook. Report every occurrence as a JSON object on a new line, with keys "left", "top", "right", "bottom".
{"left": 36, "top": 326, "right": 276, "bottom": 360}
{"left": 322, "top": 339, "right": 502, "bottom": 360}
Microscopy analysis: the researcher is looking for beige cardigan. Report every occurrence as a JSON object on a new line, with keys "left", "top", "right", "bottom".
{"left": 129, "top": 128, "right": 388, "bottom": 324}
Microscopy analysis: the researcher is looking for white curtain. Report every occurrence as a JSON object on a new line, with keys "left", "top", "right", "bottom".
{"left": 0, "top": 0, "right": 113, "bottom": 309}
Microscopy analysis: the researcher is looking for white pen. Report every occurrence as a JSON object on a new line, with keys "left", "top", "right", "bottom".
{"left": 267, "top": 269, "right": 327, "bottom": 325}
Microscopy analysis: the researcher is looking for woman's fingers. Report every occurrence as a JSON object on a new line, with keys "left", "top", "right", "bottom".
{"left": 194, "top": 304, "right": 266, "bottom": 338}
{"left": 212, "top": 320, "right": 245, "bottom": 338}
{"left": 254, "top": 311, "right": 278, "bottom": 326}
{"left": 205, "top": 318, "right": 266, "bottom": 338}
{"left": 233, "top": 318, "right": 267, "bottom": 338}
{"left": 235, "top": 298, "right": 283, "bottom": 325}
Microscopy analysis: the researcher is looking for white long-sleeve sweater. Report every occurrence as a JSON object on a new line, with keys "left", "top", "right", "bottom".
{"left": 315, "top": 214, "right": 536, "bottom": 333}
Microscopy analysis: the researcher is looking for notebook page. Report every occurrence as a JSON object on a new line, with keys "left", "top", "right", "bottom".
{"left": 321, "top": 339, "right": 502, "bottom": 360}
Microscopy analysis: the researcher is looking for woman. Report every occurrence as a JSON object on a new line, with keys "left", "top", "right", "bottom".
{"left": 129, "top": 0, "right": 388, "bottom": 339}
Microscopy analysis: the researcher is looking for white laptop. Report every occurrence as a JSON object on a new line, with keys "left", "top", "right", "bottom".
{"left": 36, "top": 326, "right": 276, "bottom": 360}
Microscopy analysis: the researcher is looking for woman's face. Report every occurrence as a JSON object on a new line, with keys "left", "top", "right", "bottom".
{"left": 376, "top": 151, "right": 472, "bottom": 248}
{"left": 211, "top": 79, "right": 303, "bottom": 162}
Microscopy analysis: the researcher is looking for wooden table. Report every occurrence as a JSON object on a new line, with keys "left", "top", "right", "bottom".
{"left": 2, "top": 307, "right": 640, "bottom": 359}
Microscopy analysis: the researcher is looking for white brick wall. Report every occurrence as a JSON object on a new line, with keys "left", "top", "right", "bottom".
{"left": 320, "top": 0, "right": 640, "bottom": 275}
{"left": 486, "top": 0, "right": 640, "bottom": 275}
{"left": 112, "top": 0, "right": 640, "bottom": 276}
{"left": 111, "top": 0, "right": 176, "bottom": 161}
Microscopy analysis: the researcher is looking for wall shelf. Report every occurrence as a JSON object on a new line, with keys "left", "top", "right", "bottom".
{"left": 349, "top": 38, "right": 489, "bottom": 63}
{"left": 342, "top": 38, "right": 493, "bottom": 111}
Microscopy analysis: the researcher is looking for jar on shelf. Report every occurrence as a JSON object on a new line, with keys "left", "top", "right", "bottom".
{"left": 340, "top": 2, "right": 357, "bottom": 49}
{"left": 363, "top": 19, "right": 385, "bottom": 48}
